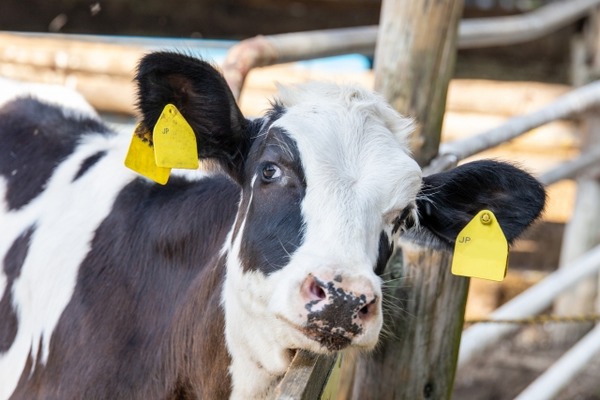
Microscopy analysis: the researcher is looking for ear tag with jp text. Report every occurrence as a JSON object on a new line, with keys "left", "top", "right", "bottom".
{"left": 124, "top": 124, "right": 171, "bottom": 185}
{"left": 451, "top": 209, "right": 508, "bottom": 282}
{"left": 153, "top": 104, "right": 199, "bottom": 169}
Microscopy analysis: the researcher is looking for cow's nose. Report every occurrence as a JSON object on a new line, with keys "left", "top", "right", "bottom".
{"left": 300, "top": 273, "right": 379, "bottom": 325}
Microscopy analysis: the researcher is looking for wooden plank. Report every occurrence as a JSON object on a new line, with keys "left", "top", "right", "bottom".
{"left": 274, "top": 351, "right": 336, "bottom": 400}
{"left": 0, "top": 32, "right": 144, "bottom": 77}
{"left": 0, "top": 63, "right": 136, "bottom": 115}
{"left": 446, "top": 80, "right": 571, "bottom": 116}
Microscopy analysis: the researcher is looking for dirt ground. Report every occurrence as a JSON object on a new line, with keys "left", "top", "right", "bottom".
{"left": 454, "top": 324, "right": 600, "bottom": 400}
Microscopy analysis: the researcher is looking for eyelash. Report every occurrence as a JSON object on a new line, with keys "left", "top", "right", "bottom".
{"left": 392, "top": 206, "right": 415, "bottom": 234}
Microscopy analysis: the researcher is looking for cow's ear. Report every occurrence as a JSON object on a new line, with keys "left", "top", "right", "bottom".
{"left": 135, "top": 52, "right": 249, "bottom": 179}
{"left": 415, "top": 160, "right": 546, "bottom": 246}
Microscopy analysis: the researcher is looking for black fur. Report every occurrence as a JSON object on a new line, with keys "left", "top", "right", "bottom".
{"left": 0, "top": 226, "right": 34, "bottom": 352}
{"left": 0, "top": 98, "right": 110, "bottom": 210}
{"left": 416, "top": 160, "right": 546, "bottom": 246}
{"left": 238, "top": 127, "right": 306, "bottom": 274}
{"left": 72, "top": 151, "right": 107, "bottom": 182}
{"left": 135, "top": 52, "right": 249, "bottom": 182}
{"left": 374, "top": 232, "right": 393, "bottom": 276}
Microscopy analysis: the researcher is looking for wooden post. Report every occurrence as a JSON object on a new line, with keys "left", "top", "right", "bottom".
{"left": 373, "top": 0, "right": 464, "bottom": 167}
{"left": 349, "top": 1, "right": 465, "bottom": 399}
{"left": 553, "top": 7, "right": 600, "bottom": 341}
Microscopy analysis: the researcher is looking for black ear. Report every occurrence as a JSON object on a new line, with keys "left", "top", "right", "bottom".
{"left": 416, "top": 160, "right": 546, "bottom": 246}
{"left": 135, "top": 52, "right": 249, "bottom": 180}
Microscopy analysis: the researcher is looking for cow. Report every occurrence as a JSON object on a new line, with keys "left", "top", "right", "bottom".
{"left": 0, "top": 52, "right": 545, "bottom": 399}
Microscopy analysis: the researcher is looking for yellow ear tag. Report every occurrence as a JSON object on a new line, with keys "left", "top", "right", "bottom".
{"left": 153, "top": 104, "right": 199, "bottom": 169}
{"left": 124, "top": 124, "right": 171, "bottom": 185}
{"left": 451, "top": 210, "right": 509, "bottom": 282}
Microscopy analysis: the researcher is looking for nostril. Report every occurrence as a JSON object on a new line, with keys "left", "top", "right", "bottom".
{"left": 309, "top": 279, "right": 327, "bottom": 300}
{"left": 301, "top": 274, "right": 328, "bottom": 302}
{"left": 357, "top": 297, "right": 378, "bottom": 320}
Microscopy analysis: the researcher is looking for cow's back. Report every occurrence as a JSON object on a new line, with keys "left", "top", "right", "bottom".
{"left": 0, "top": 91, "right": 238, "bottom": 399}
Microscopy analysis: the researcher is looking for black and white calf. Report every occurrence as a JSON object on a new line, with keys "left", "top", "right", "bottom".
{"left": 0, "top": 53, "right": 545, "bottom": 399}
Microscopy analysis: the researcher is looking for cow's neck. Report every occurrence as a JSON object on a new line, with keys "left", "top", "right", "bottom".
{"left": 167, "top": 253, "right": 232, "bottom": 398}
{"left": 222, "top": 256, "right": 293, "bottom": 399}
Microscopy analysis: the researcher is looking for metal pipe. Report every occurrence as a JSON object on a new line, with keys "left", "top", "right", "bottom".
{"left": 458, "top": 245, "right": 600, "bottom": 367}
{"left": 223, "top": 0, "right": 600, "bottom": 98}
{"left": 514, "top": 324, "right": 600, "bottom": 400}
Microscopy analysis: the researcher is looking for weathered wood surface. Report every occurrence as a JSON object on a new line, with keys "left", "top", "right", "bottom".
{"left": 352, "top": 244, "right": 469, "bottom": 399}
{"left": 274, "top": 351, "right": 336, "bottom": 400}
{"left": 373, "top": 0, "right": 464, "bottom": 167}
{"left": 0, "top": 32, "right": 144, "bottom": 76}
{"left": 0, "top": 32, "right": 142, "bottom": 114}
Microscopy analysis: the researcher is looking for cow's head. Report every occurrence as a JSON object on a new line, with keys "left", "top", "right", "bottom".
{"left": 134, "top": 52, "right": 544, "bottom": 366}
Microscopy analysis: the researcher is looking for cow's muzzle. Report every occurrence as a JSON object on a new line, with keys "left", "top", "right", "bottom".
{"left": 300, "top": 273, "right": 379, "bottom": 351}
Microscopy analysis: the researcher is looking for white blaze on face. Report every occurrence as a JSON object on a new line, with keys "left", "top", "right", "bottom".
{"left": 267, "top": 83, "right": 422, "bottom": 346}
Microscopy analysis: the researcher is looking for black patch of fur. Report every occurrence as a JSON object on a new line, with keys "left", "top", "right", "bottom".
{"left": 416, "top": 160, "right": 546, "bottom": 246}
{"left": 239, "top": 127, "right": 306, "bottom": 275}
{"left": 374, "top": 232, "right": 393, "bottom": 277}
{"left": 12, "top": 176, "right": 238, "bottom": 399}
{"left": 0, "top": 98, "right": 110, "bottom": 210}
{"left": 0, "top": 226, "right": 35, "bottom": 352}
{"left": 135, "top": 52, "right": 250, "bottom": 182}
{"left": 72, "top": 151, "right": 107, "bottom": 182}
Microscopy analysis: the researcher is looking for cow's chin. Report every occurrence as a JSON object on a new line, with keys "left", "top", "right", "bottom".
{"left": 280, "top": 318, "right": 382, "bottom": 356}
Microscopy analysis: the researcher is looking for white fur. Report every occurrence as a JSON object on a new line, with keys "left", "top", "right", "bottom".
{"left": 223, "top": 82, "right": 422, "bottom": 398}
{"left": 0, "top": 77, "right": 97, "bottom": 119}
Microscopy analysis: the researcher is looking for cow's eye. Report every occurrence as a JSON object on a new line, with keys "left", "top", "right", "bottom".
{"left": 261, "top": 163, "right": 281, "bottom": 181}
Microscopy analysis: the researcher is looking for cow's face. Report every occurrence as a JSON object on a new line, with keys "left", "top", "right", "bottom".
{"left": 134, "top": 53, "right": 545, "bottom": 385}
{"left": 224, "top": 83, "right": 421, "bottom": 354}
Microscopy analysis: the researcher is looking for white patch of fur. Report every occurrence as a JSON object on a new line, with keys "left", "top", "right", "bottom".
{"left": 224, "top": 175, "right": 290, "bottom": 399}
{"left": 223, "top": 82, "right": 423, "bottom": 398}
{"left": 0, "top": 129, "right": 135, "bottom": 400}
{"left": 0, "top": 77, "right": 97, "bottom": 119}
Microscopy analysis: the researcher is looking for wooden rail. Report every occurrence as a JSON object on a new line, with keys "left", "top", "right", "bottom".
{"left": 1, "top": 0, "right": 594, "bottom": 102}
{"left": 425, "top": 80, "right": 600, "bottom": 175}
